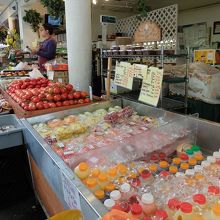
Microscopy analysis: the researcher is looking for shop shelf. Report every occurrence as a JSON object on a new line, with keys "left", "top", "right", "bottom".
{"left": 163, "top": 76, "right": 187, "bottom": 84}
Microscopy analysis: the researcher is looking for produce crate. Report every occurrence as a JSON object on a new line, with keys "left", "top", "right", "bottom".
{"left": 2, "top": 90, "right": 104, "bottom": 118}
{"left": 0, "top": 114, "right": 23, "bottom": 150}
{"left": 51, "top": 70, "right": 69, "bottom": 83}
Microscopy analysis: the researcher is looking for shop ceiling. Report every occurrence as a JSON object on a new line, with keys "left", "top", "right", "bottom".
{"left": 94, "top": 0, "right": 220, "bottom": 11}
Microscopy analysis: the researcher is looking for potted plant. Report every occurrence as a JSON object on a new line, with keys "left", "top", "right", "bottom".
{"left": 40, "top": 0, "right": 65, "bottom": 18}
{"left": 23, "top": 9, "right": 43, "bottom": 32}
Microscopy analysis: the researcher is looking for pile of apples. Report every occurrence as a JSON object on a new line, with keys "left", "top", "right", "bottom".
{"left": 7, "top": 78, "right": 90, "bottom": 111}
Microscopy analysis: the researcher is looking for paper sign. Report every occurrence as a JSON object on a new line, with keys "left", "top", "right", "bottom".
{"left": 61, "top": 172, "right": 81, "bottom": 210}
{"left": 58, "top": 78, "right": 63, "bottom": 83}
{"left": 133, "top": 64, "right": 148, "bottom": 79}
{"left": 138, "top": 67, "right": 163, "bottom": 106}
{"left": 47, "top": 71, "right": 54, "bottom": 80}
{"left": 114, "top": 61, "right": 134, "bottom": 90}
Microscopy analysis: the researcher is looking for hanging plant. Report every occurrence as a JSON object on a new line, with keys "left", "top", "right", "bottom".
{"left": 0, "top": 26, "right": 8, "bottom": 43}
{"left": 137, "top": 0, "right": 151, "bottom": 20}
{"left": 40, "top": 0, "right": 65, "bottom": 18}
{"left": 23, "top": 9, "right": 43, "bottom": 32}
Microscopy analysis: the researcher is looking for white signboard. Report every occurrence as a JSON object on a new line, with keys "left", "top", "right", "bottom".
{"left": 61, "top": 172, "right": 81, "bottom": 210}
{"left": 114, "top": 61, "right": 134, "bottom": 90}
{"left": 139, "top": 67, "right": 163, "bottom": 106}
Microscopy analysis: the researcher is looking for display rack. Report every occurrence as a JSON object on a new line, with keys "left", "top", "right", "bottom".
{"left": 100, "top": 47, "right": 190, "bottom": 113}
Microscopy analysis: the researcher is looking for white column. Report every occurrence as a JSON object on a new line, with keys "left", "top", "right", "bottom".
{"left": 8, "top": 17, "right": 16, "bottom": 31}
{"left": 65, "top": 0, "right": 92, "bottom": 91}
{"left": 18, "top": 5, "right": 39, "bottom": 49}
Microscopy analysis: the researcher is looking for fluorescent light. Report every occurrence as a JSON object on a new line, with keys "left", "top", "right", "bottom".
{"left": 92, "top": 0, "right": 97, "bottom": 4}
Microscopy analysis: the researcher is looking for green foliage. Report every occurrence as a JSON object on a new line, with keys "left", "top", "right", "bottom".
{"left": 23, "top": 9, "right": 43, "bottom": 32}
{"left": 0, "top": 26, "right": 8, "bottom": 43}
{"left": 40, "top": 0, "right": 65, "bottom": 18}
{"left": 137, "top": 0, "right": 151, "bottom": 20}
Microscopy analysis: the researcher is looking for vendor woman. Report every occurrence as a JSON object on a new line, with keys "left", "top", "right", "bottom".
{"left": 31, "top": 24, "right": 57, "bottom": 72}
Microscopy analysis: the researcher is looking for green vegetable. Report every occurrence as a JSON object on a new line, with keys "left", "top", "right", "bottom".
{"left": 137, "top": 0, "right": 151, "bottom": 20}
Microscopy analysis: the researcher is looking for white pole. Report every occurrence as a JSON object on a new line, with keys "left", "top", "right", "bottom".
{"left": 65, "top": 0, "right": 92, "bottom": 91}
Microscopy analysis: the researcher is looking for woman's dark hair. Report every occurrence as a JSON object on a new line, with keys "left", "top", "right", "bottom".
{"left": 43, "top": 23, "right": 54, "bottom": 35}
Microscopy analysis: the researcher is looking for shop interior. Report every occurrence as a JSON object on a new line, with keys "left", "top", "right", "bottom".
{"left": 0, "top": 0, "right": 220, "bottom": 220}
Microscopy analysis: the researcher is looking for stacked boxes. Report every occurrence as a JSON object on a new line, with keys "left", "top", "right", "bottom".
{"left": 53, "top": 70, "right": 69, "bottom": 83}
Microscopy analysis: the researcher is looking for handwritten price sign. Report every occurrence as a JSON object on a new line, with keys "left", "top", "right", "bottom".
{"left": 138, "top": 67, "right": 163, "bottom": 106}
{"left": 114, "top": 61, "right": 134, "bottom": 90}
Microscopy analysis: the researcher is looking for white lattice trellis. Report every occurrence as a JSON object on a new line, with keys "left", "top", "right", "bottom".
{"left": 116, "top": 4, "right": 178, "bottom": 47}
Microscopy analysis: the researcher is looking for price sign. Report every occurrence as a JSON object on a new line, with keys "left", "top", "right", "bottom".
{"left": 138, "top": 67, "right": 163, "bottom": 106}
{"left": 114, "top": 61, "right": 134, "bottom": 90}
{"left": 47, "top": 71, "right": 54, "bottom": 80}
{"left": 61, "top": 172, "right": 81, "bottom": 210}
{"left": 133, "top": 64, "right": 148, "bottom": 79}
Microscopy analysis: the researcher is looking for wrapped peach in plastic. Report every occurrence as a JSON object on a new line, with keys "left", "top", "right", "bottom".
{"left": 101, "top": 209, "right": 139, "bottom": 220}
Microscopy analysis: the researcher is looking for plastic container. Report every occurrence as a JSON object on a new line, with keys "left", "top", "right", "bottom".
{"left": 140, "top": 170, "right": 154, "bottom": 185}
{"left": 94, "top": 189, "right": 105, "bottom": 202}
{"left": 141, "top": 193, "right": 157, "bottom": 216}
{"left": 203, "top": 204, "right": 220, "bottom": 220}
{"left": 105, "top": 183, "right": 116, "bottom": 197}
{"left": 185, "top": 149, "right": 194, "bottom": 158}
{"left": 172, "top": 157, "right": 181, "bottom": 168}
{"left": 130, "top": 203, "right": 144, "bottom": 219}
{"left": 213, "top": 152, "right": 220, "bottom": 165}
{"left": 194, "top": 154, "right": 204, "bottom": 165}
{"left": 191, "top": 215, "right": 204, "bottom": 220}
{"left": 0, "top": 115, "right": 23, "bottom": 150}
{"left": 74, "top": 162, "right": 90, "bottom": 180}
{"left": 97, "top": 172, "right": 109, "bottom": 190}
{"left": 179, "top": 163, "right": 189, "bottom": 173}
{"left": 174, "top": 202, "right": 193, "bottom": 220}
{"left": 101, "top": 209, "right": 139, "bottom": 220}
{"left": 206, "top": 156, "right": 216, "bottom": 164}
{"left": 150, "top": 154, "right": 159, "bottom": 163}
{"left": 148, "top": 164, "right": 158, "bottom": 176}
{"left": 159, "top": 161, "right": 169, "bottom": 171}
{"left": 155, "top": 210, "right": 168, "bottom": 220}
{"left": 169, "top": 166, "right": 178, "bottom": 175}
{"left": 180, "top": 154, "right": 189, "bottom": 163}
{"left": 117, "top": 164, "right": 128, "bottom": 176}
{"left": 166, "top": 198, "right": 181, "bottom": 219}
{"left": 207, "top": 186, "right": 220, "bottom": 205}
{"left": 114, "top": 201, "right": 131, "bottom": 213}
{"left": 107, "top": 167, "right": 118, "bottom": 181}
{"left": 90, "top": 167, "right": 100, "bottom": 178}
{"left": 130, "top": 177, "right": 141, "bottom": 188}
{"left": 104, "top": 199, "right": 116, "bottom": 210}
{"left": 120, "top": 183, "right": 134, "bottom": 200}
{"left": 188, "top": 158, "right": 197, "bottom": 169}
{"left": 86, "top": 177, "right": 99, "bottom": 192}
{"left": 159, "top": 152, "right": 167, "bottom": 160}
{"left": 191, "top": 145, "right": 202, "bottom": 155}
{"left": 110, "top": 190, "right": 121, "bottom": 203}
{"left": 192, "top": 194, "right": 207, "bottom": 215}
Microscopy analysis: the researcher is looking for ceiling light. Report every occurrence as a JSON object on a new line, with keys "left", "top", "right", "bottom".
{"left": 92, "top": 0, "right": 97, "bottom": 4}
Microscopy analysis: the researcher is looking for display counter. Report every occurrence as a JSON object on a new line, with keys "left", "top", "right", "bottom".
{"left": 20, "top": 99, "right": 220, "bottom": 219}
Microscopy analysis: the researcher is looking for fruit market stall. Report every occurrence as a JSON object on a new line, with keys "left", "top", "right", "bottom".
{"left": 20, "top": 98, "right": 220, "bottom": 219}
{"left": 0, "top": 77, "right": 101, "bottom": 118}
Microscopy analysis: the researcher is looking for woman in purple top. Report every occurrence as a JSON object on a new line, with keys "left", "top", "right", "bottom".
{"left": 32, "top": 24, "right": 57, "bottom": 72}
